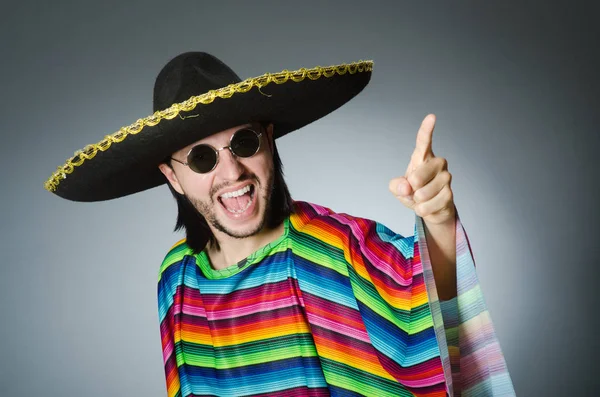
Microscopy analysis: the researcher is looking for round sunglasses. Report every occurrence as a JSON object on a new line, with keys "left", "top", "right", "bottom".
{"left": 170, "top": 127, "right": 263, "bottom": 174}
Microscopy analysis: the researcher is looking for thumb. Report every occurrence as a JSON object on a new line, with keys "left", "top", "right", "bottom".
{"left": 389, "top": 176, "right": 415, "bottom": 206}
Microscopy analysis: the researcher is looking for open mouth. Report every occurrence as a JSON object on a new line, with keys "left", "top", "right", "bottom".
{"left": 218, "top": 184, "right": 256, "bottom": 215}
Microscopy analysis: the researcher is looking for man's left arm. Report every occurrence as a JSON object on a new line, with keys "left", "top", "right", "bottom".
{"left": 389, "top": 114, "right": 515, "bottom": 395}
{"left": 388, "top": 114, "right": 458, "bottom": 300}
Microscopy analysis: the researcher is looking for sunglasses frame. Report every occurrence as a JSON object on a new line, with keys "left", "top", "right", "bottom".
{"left": 170, "top": 127, "right": 263, "bottom": 174}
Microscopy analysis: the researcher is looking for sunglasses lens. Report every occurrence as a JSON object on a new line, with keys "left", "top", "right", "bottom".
{"left": 231, "top": 129, "right": 260, "bottom": 157}
{"left": 188, "top": 145, "right": 217, "bottom": 173}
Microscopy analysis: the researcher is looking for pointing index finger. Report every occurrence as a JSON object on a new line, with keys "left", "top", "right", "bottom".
{"left": 413, "top": 114, "right": 436, "bottom": 163}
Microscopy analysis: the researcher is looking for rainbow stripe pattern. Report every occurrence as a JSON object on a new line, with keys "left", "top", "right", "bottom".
{"left": 158, "top": 201, "right": 514, "bottom": 396}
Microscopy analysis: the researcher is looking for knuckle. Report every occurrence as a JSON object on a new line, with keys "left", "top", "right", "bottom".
{"left": 444, "top": 185, "right": 453, "bottom": 201}
{"left": 439, "top": 157, "right": 448, "bottom": 169}
{"left": 443, "top": 170, "right": 452, "bottom": 184}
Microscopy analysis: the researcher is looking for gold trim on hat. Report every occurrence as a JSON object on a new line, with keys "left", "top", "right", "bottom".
{"left": 44, "top": 60, "right": 373, "bottom": 193}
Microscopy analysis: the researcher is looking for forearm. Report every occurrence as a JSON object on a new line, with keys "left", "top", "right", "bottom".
{"left": 423, "top": 210, "right": 457, "bottom": 301}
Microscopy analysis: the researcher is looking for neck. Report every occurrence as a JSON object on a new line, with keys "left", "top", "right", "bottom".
{"left": 206, "top": 221, "right": 285, "bottom": 270}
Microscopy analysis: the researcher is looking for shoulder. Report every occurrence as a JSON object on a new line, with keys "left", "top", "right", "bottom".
{"left": 291, "top": 200, "right": 394, "bottom": 237}
{"left": 158, "top": 238, "right": 195, "bottom": 282}
{"left": 292, "top": 200, "right": 375, "bottom": 226}
{"left": 291, "top": 200, "right": 387, "bottom": 228}
{"left": 290, "top": 200, "right": 356, "bottom": 230}
{"left": 291, "top": 200, "right": 413, "bottom": 257}
{"left": 291, "top": 200, "right": 336, "bottom": 223}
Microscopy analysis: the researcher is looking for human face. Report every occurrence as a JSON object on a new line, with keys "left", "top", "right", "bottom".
{"left": 159, "top": 123, "right": 275, "bottom": 240}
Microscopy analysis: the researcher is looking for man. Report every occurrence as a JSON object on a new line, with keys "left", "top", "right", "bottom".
{"left": 45, "top": 52, "right": 514, "bottom": 396}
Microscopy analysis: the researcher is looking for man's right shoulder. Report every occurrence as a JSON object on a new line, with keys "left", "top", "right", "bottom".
{"left": 158, "top": 238, "right": 195, "bottom": 280}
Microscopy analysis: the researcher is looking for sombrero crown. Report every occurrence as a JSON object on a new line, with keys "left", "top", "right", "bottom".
{"left": 45, "top": 52, "right": 373, "bottom": 202}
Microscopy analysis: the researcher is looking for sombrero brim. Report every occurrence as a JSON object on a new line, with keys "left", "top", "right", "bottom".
{"left": 45, "top": 60, "right": 373, "bottom": 202}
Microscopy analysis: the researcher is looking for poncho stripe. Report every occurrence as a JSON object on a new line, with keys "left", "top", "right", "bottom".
{"left": 158, "top": 201, "right": 514, "bottom": 396}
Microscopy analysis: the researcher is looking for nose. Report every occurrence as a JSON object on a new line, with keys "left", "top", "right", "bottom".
{"left": 216, "top": 147, "right": 245, "bottom": 180}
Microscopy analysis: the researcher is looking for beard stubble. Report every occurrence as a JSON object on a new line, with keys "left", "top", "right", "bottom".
{"left": 186, "top": 171, "right": 275, "bottom": 240}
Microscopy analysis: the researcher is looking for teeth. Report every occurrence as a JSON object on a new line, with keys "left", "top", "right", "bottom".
{"left": 220, "top": 185, "right": 251, "bottom": 199}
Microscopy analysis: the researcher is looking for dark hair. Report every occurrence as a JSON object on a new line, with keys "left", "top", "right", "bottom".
{"left": 163, "top": 124, "right": 294, "bottom": 253}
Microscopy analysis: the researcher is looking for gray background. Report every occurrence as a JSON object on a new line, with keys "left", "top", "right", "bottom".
{"left": 1, "top": 1, "right": 598, "bottom": 396}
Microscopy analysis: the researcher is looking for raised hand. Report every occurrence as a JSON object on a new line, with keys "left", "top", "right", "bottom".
{"left": 388, "top": 114, "right": 456, "bottom": 226}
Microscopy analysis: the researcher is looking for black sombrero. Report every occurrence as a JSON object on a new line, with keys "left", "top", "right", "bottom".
{"left": 44, "top": 52, "right": 373, "bottom": 202}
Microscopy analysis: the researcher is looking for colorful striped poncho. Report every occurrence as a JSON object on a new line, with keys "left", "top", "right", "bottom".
{"left": 157, "top": 201, "right": 514, "bottom": 396}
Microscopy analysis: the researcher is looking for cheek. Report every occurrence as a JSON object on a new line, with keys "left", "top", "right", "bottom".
{"left": 254, "top": 161, "right": 274, "bottom": 182}
{"left": 178, "top": 172, "right": 214, "bottom": 198}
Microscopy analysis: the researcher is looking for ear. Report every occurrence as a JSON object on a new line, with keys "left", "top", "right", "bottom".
{"left": 158, "top": 163, "right": 184, "bottom": 195}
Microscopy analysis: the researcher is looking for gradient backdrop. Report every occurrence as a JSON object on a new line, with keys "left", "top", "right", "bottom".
{"left": 1, "top": 1, "right": 598, "bottom": 396}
